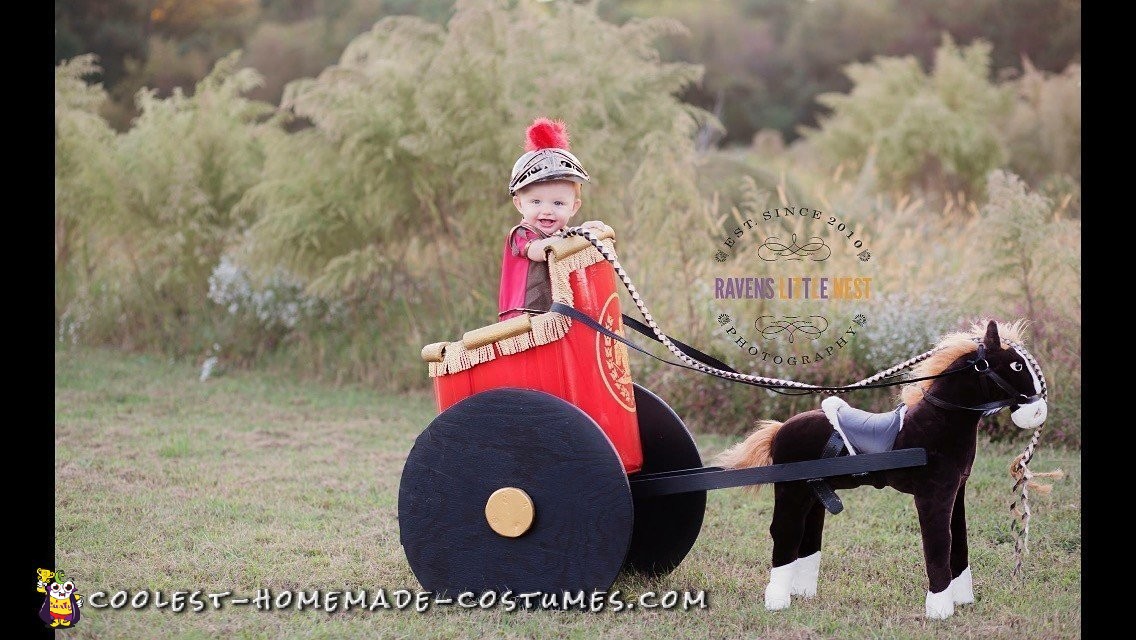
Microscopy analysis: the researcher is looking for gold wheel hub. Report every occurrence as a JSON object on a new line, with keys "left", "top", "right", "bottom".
{"left": 484, "top": 487, "right": 535, "bottom": 538}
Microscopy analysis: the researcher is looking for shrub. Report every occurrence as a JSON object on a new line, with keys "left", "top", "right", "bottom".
{"left": 802, "top": 34, "right": 1012, "bottom": 197}
{"left": 974, "top": 170, "right": 1080, "bottom": 445}
{"left": 55, "top": 55, "right": 120, "bottom": 329}
{"left": 1002, "top": 60, "right": 1081, "bottom": 199}
{"left": 235, "top": 0, "right": 713, "bottom": 386}
{"left": 56, "top": 51, "right": 277, "bottom": 355}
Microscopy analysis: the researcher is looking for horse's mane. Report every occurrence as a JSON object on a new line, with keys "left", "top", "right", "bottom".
{"left": 900, "top": 319, "right": 1029, "bottom": 407}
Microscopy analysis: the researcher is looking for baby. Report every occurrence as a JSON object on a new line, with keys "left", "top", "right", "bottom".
{"left": 498, "top": 118, "right": 607, "bottom": 320}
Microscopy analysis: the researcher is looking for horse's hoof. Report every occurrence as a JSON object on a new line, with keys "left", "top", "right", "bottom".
{"left": 765, "top": 563, "right": 795, "bottom": 610}
{"left": 764, "top": 587, "right": 791, "bottom": 610}
{"left": 925, "top": 589, "right": 955, "bottom": 619}
{"left": 790, "top": 551, "right": 820, "bottom": 597}
{"left": 950, "top": 567, "right": 974, "bottom": 605}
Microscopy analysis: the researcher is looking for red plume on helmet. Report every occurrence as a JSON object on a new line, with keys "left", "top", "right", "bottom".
{"left": 508, "top": 117, "right": 589, "bottom": 195}
{"left": 525, "top": 117, "right": 570, "bottom": 151}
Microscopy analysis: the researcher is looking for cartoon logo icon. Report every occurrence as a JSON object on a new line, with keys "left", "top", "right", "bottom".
{"left": 38, "top": 568, "right": 83, "bottom": 628}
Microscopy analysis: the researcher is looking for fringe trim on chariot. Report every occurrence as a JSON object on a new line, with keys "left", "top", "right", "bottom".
{"left": 422, "top": 236, "right": 616, "bottom": 377}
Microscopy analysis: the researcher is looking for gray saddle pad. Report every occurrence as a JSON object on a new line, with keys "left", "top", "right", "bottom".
{"left": 821, "top": 396, "right": 906, "bottom": 455}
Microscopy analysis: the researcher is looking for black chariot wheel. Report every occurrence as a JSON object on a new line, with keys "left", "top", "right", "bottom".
{"left": 623, "top": 384, "right": 706, "bottom": 577}
{"left": 398, "top": 388, "right": 634, "bottom": 599}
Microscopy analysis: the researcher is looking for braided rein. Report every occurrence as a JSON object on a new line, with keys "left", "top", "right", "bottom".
{"left": 562, "top": 226, "right": 938, "bottom": 392}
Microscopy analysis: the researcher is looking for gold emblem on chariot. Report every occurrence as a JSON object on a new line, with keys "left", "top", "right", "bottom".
{"left": 484, "top": 487, "right": 535, "bottom": 538}
{"left": 597, "top": 292, "right": 636, "bottom": 412}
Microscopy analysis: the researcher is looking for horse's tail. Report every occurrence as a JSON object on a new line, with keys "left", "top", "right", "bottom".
{"left": 712, "top": 419, "right": 784, "bottom": 471}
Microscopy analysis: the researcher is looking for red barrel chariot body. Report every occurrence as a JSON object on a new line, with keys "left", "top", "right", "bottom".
{"left": 421, "top": 230, "right": 643, "bottom": 473}
{"left": 403, "top": 229, "right": 704, "bottom": 599}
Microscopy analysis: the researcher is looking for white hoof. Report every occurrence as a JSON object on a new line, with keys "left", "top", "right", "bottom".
{"left": 950, "top": 567, "right": 974, "bottom": 605}
{"left": 791, "top": 551, "right": 820, "bottom": 597}
{"left": 765, "top": 563, "right": 795, "bottom": 610}
{"left": 925, "top": 588, "right": 955, "bottom": 619}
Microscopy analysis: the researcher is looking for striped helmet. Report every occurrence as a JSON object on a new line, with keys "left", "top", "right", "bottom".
{"left": 508, "top": 118, "right": 590, "bottom": 195}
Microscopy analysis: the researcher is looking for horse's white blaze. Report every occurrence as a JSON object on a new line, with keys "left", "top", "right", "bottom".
{"left": 1014, "top": 346, "right": 1044, "bottom": 396}
{"left": 1010, "top": 346, "right": 1046, "bottom": 429}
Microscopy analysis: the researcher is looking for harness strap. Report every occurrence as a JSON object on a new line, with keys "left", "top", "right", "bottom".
{"left": 921, "top": 392, "right": 1011, "bottom": 413}
{"left": 807, "top": 431, "right": 847, "bottom": 514}
{"left": 621, "top": 313, "right": 738, "bottom": 373}
{"left": 983, "top": 369, "right": 1033, "bottom": 405}
{"left": 549, "top": 302, "right": 724, "bottom": 377}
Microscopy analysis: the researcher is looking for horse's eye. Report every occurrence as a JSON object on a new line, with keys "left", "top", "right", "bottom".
{"left": 1010, "top": 362, "right": 1023, "bottom": 371}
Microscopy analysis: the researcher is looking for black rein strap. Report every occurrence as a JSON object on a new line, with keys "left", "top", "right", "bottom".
{"left": 619, "top": 312, "right": 738, "bottom": 373}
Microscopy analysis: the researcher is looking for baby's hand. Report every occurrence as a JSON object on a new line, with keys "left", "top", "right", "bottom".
{"left": 579, "top": 220, "right": 613, "bottom": 235}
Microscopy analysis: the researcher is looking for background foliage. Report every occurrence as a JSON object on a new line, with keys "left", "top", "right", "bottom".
{"left": 56, "top": 0, "right": 1081, "bottom": 145}
{"left": 55, "top": 0, "right": 1081, "bottom": 445}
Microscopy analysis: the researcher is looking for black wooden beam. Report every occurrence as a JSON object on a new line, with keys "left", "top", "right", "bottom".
{"left": 629, "top": 448, "right": 927, "bottom": 498}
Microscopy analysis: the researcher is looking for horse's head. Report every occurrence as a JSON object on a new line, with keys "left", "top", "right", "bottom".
{"left": 978, "top": 320, "right": 1047, "bottom": 429}
{"left": 905, "top": 319, "right": 1047, "bottom": 428}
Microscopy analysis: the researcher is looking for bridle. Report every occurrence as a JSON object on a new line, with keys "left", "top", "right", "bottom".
{"left": 918, "top": 342, "right": 1046, "bottom": 414}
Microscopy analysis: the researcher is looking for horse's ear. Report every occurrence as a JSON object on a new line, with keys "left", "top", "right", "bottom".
{"left": 983, "top": 320, "right": 1000, "bottom": 350}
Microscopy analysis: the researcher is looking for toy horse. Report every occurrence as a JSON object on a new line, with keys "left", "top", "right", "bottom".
{"left": 714, "top": 319, "right": 1047, "bottom": 619}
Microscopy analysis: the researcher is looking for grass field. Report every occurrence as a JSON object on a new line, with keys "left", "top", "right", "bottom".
{"left": 53, "top": 346, "right": 1080, "bottom": 639}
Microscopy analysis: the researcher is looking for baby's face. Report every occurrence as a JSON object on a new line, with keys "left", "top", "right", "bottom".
{"left": 512, "top": 181, "right": 581, "bottom": 235}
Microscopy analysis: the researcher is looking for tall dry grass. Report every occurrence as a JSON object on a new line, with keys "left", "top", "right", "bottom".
{"left": 622, "top": 157, "right": 1079, "bottom": 446}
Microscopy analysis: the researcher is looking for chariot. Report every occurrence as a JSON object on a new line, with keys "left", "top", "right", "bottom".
{"left": 399, "top": 229, "right": 933, "bottom": 598}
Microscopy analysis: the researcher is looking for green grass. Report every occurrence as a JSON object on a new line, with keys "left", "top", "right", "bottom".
{"left": 54, "top": 346, "right": 1080, "bottom": 639}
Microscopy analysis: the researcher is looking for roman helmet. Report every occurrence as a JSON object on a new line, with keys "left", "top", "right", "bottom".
{"left": 508, "top": 118, "right": 590, "bottom": 195}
